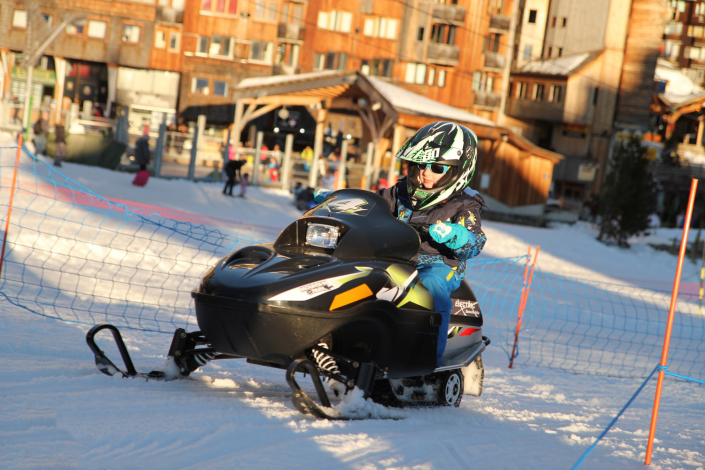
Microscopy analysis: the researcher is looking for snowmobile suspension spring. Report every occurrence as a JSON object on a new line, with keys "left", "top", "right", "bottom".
{"left": 312, "top": 344, "right": 340, "bottom": 378}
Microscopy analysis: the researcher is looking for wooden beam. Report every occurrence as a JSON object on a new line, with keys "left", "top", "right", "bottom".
{"left": 240, "top": 96, "right": 319, "bottom": 106}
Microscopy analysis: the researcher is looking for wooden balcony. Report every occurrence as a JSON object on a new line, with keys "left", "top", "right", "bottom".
{"left": 484, "top": 52, "right": 506, "bottom": 70}
{"left": 474, "top": 91, "right": 502, "bottom": 109}
{"left": 506, "top": 97, "right": 564, "bottom": 122}
{"left": 156, "top": 6, "right": 184, "bottom": 23}
{"left": 432, "top": 4, "right": 466, "bottom": 24}
{"left": 427, "top": 42, "right": 460, "bottom": 66}
{"left": 489, "top": 14, "right": 510, "bottom": 32}
{"left": 277, "top": 24, "right": 305, "bottom": 43}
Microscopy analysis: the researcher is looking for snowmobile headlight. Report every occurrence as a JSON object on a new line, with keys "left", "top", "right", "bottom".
{"left": 306, "top": 224, "right": 340, "bottom": 249}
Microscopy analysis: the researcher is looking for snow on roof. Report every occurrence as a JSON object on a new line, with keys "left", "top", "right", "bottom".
{"left": 365, "top": 76, "right": 496, "bottom": 127}
{"left": 236, "top": 70, "right": 346, "bottom": 89}
{"left": 516, "top": 51, "right": 599, "bottom": 77}
{"left": 655, "top": 58, "right": 705, "bottom": 106}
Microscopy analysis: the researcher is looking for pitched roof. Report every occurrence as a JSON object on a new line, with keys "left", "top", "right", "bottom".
{"left": 514, "top": 50, "right": 602, "bottom": 77}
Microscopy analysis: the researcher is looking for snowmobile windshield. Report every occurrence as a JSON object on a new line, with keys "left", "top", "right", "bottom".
{"left": 274, "top": 189, "right": 421, "bottom": 261}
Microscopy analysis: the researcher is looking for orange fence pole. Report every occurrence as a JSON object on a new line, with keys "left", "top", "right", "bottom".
{"left": 0, "top": 136, "right": 23, "bottom": 279}
{"left": 645, "top": 178, "right": 698, "bottom": 465}
{"left": 509, "top": 246, "right": 540, "bottom": 369}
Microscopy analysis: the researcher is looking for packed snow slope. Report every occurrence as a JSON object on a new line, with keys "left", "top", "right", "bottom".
{"left": 1, "top": 146, "right": 703, "bottom": 470}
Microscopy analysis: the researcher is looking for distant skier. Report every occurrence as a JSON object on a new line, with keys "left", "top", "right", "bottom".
{"left": 223, "top": 158, "right": 246, "bottom": 196}
{"left": 238, "top": 173, "right": 249, "bottom": 198}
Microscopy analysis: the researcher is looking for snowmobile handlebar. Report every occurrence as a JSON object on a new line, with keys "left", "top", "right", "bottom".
{"left": 407, "top": 222, "right": 430, "bottom": 235}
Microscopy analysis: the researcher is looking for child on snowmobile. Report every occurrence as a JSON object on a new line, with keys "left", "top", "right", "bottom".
{"left": 316, "top": 121, "right": 487, "bottom": 367}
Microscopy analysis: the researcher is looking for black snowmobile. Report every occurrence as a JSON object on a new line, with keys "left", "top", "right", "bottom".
{"left": 87, "top": 189, "right": 490, "bottom": 419}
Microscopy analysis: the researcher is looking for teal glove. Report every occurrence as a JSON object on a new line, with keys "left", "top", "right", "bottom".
{"left": 429, "top": 222, "right": 469, "bottom": 250}
{"left": 314, "top": 189, "right": 333, "bottom": 204}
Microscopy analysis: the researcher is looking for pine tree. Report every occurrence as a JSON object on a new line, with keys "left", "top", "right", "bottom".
{"left": 597, "top": 135, "right": 657, "bottom": 248}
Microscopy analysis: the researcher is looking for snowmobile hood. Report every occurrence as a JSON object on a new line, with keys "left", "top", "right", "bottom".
{"left": 274, "top": 189, "right": 420, "bottom": 261}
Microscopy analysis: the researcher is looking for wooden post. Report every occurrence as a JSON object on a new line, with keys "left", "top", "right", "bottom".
{"left": 253, "top": 131, "right": 263, "bottom": 186}
{"left": 188, "top": 114, "right": 205, "bottom": 181}
{"left": 0, "top": 136, "right": 23, "bottom": 279}
{"left": 362, "top": 141, "right": 375, "bottom": 190}
{"left": 645, "top": 178, "right": 698, "bottom": 465}
{"left": 281, "top": 133, "right": 294, "bottom": 191}
{"left": 337, "top": 140, "right": 348, "bottom": 190}
{"left": 388, "top": 124, "right": 405, "bottom": 187}
{"left": 153, "top": 112, "right": 167, "bottom": 178}
{"left": 309, "top": 104, "right": 327, "bottom": 188}
{"left": 231, "top": 99, "right": 244, "bottom": 153}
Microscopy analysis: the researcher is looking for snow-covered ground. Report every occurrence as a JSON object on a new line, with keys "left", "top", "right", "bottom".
{"left": 1, "top": 141, "right": 703, "bottom": 470}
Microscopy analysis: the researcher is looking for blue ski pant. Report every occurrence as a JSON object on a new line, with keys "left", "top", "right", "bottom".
{"left": 417, "top": 262, "right": 462, "bottom": 367}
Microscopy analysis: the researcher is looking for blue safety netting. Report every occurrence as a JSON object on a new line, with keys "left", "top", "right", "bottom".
{"left": 1, "top": 145, "right": 703, "bottom": 381}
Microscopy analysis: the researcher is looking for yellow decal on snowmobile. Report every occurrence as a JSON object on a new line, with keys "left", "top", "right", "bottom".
{"left": 330, "top": 283, "right": 374, "bottom": 310}
{"left": 397, "top": 281, "right": 434, "bottom": 310}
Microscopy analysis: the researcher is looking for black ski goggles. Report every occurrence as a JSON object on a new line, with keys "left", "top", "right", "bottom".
{"left": 414, "top": 162, "right": 451, "bottom": 174}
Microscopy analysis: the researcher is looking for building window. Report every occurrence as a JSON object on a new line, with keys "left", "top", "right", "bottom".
{"left": 316, "top": 52, "right": 347, "bottom": 70}
{"left": 87, "top": 20, "right": 107, "bottom": 39}
{"left": 364, "top": 58, "right": 392, "bottom": 77}
{"left": 292, "top": 5, "right": 303, "bottom": 25}
{"left": 192, "top": 77, "right": 209, "bottom": 94}
{"left": 551, "top": 16, "right": 556, "bottom": 27}
{"left": 593, "top": 87, "right": 599, "bottom": 105}
{"left": 197, "top": 37, "right": 209, "bottom": 54}
{"left": 42, "top": 14, "right": 53, "bottom": 27}
{"left": 288, "top": 44, "right": 300, "bottom": 67}
{"left": 487, "top": 76, "right": 494, "bottom": 93}
{"left": 169, "top": 33, "right": 180, "bottom": 51}
{"left": 363, "top": 17, "right": 398, "bottom": 39}
{"left": 417, "top": 27, "right": 425, "bottom": 41}
{"left": 472, "top": 71, "right": 481, "bottom": 91}
{"left": 360, "top": 60, "right": 370, "bottom": 75}
{"left": 255, "top": 0, "right": 265, "bottom": 18}
{"left": 549, "top": 85, "right": 562, "bottom": 103}
{"left": 250, "top": 40, "right": 274, "bottom": 62}
{"left": 155, "top": 31, "right": 166, "bottom": 48}
{"left": 431, "top": 24, "right": 445, "bottom": 44}
{"left": 405, "top": 63, "right": 426, "bottom": 84}
{"left": 485, "top": 34, "right": 500, "bottom": 53}
{"left": 547, "top": 46, "right": 552, "bottom": 58}
{"left": 210, "top": 35, "right": 233, "bottom": 58}
{"left": 267, "top": 2, "right": 277, "bottom": 21}
{"left": 319, "top": 11, "right": 353, "bottom": 33}
{"left": 561, "top": 17, "right": 567, "bottom": 27}
{"left": 281, "top": 3, "right": 290, "bottom": 22}
{"left": 213, "top": 81, "right": 229, "bottom": 96}
{"left": 558, "top": 47, "right": 563, "bottom": 57}
{"left": 438, "top": 69, "right": 446, "bottom": 88}
{"left": 201, "top": 0, "right": 237, "bottom": 14}
{"left": 12, "top": 10, "right": 27, "bottom": 28}
{"left": 66, "top": 23, "right": 84, "bottom": 35}
{"left": 523, "top": 45, "right": 532, "bottom": 60}
{"left": 528, "top": 9, "right": 537, "bottom": 23}
{"left": 314, "top": 53, "right": 325, "bottom": 70}
{"left": 122, "top": 25, "right": 141, "bottom": 43}
{"left": 447, "top": 25, "right": 456, "bottom": 45}
{"left": 665, "top": 22, "right": 684, "bottom": 35}
{"left": 533, "top": 83, "right": 544, "bottom": 101}
{"left": 427, "top": 68, "right": 435, "bottom": 86}
{"left": 516, "top": 81, "right": 526, "bottom": 98}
